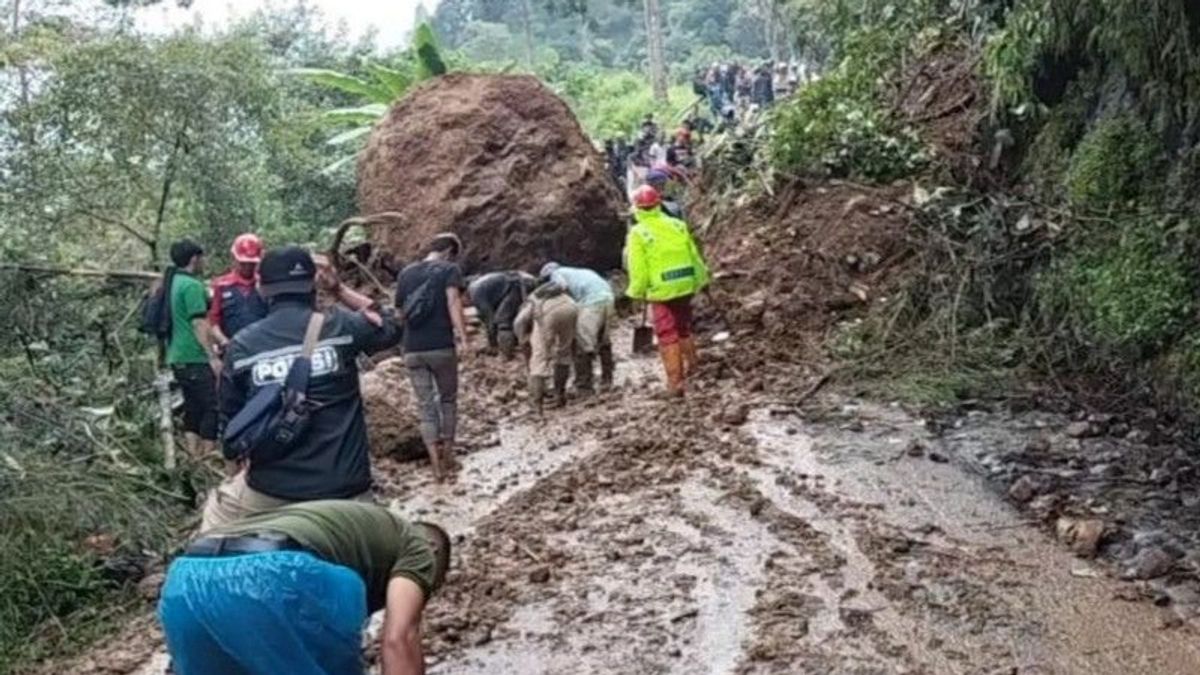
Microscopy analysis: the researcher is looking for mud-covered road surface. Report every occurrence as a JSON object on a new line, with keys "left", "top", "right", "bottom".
{"left": 66, "top": 325, "right": 1200, "bottom": 675}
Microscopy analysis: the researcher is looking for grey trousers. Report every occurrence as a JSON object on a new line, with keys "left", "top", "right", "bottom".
{"left": 404, "top": 348, "right": 458, "bottom": 448}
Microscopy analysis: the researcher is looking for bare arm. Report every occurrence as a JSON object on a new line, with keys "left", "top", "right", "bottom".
{"left": 210, "top": 324, "right": 230, "bottom": 352}
{"left": 192, "top": 317, "right": 221, "bottom": 375}
{"left": 446, "top": 286, "right": 468, "bottom": 352}
{"left": 381, "top": 577, "right": 427, "bottom": 675}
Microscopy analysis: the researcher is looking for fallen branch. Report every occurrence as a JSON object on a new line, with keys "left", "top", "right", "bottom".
{"left": 0, "top": 263, "right": 159, "bottom": 282}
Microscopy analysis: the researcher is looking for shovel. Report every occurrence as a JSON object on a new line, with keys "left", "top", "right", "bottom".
{"left": 632, "top": 305, "right": 655, "bottom": 355}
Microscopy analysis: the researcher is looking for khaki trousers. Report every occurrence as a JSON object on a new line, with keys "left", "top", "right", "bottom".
{"left": 575, "top": 300, "right": 614, "bottom": 353}
{"left": 529, "top": 295, "right": 578, "bottom": 378}
{"left": 199, "top": 471, "right": 373, "bottom": 533}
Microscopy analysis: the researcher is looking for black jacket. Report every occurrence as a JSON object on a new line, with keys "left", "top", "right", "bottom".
{"left": 220, "top": 300, "right": 401, "bottom": 500}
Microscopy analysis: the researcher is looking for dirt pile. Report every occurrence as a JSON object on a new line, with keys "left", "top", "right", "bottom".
{"left": 356, "top": 73, "right": 628, "bottom": 274}
{"left": 360, "top": 357, "right": 423, "bottom": 460}
{"left": 694, "top": 180, "right": 915, "bottom": 364}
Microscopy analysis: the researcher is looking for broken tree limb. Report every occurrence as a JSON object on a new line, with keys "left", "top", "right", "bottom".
{"left": 0, "top": 263, "right": 159, "bottom": 282}
{"left": 154, "top": 371, "right": 176, "bottom": 471}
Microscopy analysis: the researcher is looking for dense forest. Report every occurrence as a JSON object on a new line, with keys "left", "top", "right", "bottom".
{"left": 6, "top": 0, "right": 1200, "bottom": 672}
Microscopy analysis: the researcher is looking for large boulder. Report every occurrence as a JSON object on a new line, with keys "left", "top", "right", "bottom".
{"left": 357, "top": 73, "right": 628, "bottom": 274}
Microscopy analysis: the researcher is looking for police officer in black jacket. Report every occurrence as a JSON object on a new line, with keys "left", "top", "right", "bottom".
{"left": 200, "top": 246, "right": 401, "bottom": 532}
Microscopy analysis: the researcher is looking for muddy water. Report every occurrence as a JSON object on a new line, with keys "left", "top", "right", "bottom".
{"left": 112, "top": 342, "right": 1200, "bottom": 675}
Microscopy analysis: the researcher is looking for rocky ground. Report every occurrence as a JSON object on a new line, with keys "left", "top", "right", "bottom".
{"left": 49, "top": 321, "right": 1200, "bottom": 675}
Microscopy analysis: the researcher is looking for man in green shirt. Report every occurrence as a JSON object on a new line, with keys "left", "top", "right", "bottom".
{"left": 159, "top": 500, "right": 451, "bottom": 675}
{"left": 166, "top": 240, "right": 221, "bottom": 460}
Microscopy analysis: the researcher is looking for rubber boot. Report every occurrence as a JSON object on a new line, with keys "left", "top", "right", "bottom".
{"left": 659, "top": 342, "right": 685, "bottom": 397}
{"left": 680, "top": 336, "right": 699, "bottom": 379}
{"left": 574, "top": 352, "right": 595, "bottom": 395}
{"left": 428, "top": 440, "right": 447, "bottom": 482}
{"left": 598, "top": 343, "right": 615, "bottom": 389}
{"left": 528, "top": 376, "right": 546, "bottom": 416}
{"left": 553, "top": 364, "right": 571, "bottom": 408}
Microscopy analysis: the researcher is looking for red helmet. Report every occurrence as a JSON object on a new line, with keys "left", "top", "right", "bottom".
{"left": 633, "top": 185, "right": 662, "bottom": 210}
{"left": 231, "top": 233, "right": 264, "bottom": 264}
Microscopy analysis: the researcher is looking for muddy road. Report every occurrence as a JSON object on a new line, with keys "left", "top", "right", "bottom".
{"left": 70, "top": 326, "right": 1200, "bottom": 675}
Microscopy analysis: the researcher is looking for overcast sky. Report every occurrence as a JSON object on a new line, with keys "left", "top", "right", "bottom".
{"left": 134, "top": 0, "right": 442, "bottom": 49}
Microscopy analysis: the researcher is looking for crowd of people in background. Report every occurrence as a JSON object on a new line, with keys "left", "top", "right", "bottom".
{"left": 695, "top": 59, "right": 807, "bottom": 124}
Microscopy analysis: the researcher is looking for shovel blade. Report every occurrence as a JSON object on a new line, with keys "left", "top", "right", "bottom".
{"left": 632, "top": 326, "right": 655, "bottom": 354}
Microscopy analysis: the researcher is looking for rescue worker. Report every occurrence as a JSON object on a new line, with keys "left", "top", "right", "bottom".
{"left": 624, "top": 185, "right": 710, "bottom": 396}
{"left": 159, "top": 500, "right": 450, "bottom": 675}
{"left": 203, "top": 247, "right": 401, "bottom": 531}
{"left": 514, "top": 283, "right": 578, "bottom": 414}
{"left": 467, "top": 270, "right": 537, "bottom": 358}
{"left": 209, "top": 233, "right": 268, "bottom": 352}
{"left": 539, "top": 262, "right": 616, "bottom": 394}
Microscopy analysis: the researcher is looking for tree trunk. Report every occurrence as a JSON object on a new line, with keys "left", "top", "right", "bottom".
{"left": 578, "top": 9, "right": 591, "bottom": 62}
{"left": 519, "top": 0, "right": 535, "bottom": 69}
{"left": 643, "top": 0, "right": 668, "bottom": 102}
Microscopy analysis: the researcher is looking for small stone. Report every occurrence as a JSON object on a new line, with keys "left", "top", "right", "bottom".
{"left": 1008, "top": 475, "right": 1039, "bottom": 503}
{"left": 1055, "top": 517, "right": 1106, "bottom": 558}
{"left": 529, "top": 566, "right": 551, "bottom": 583}
{"left": 1108, "top": 422, "right": 1130, "bottom": 437}
{"left": 1121, "top": 547, "right": 1175, "bottom": 581}
{"left": 1024, "top": 437, "right": 1051, "bottom": 454}
{"left": 905, "top": 441, "right": 926, "bottom": 458}
{"left": 137, "top": 571, "right": 166, "bottom": 601}
{"left": 721, "top": 404, "right": 750, "bottom": 426}
{"left": 1065, "top": 421, "right": 1096, "bottom": 438}
{"left": 927, "top": 451, "right": 949, "bottom": 463}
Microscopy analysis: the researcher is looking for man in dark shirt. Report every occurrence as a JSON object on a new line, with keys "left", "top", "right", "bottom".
{"left": 395, "top": 233, "right": 469, "bottom": 482}
{"left": 160, "top": 500, "right": 449, "bottom": 675}
{"left": 467, "top": 270, "right": 536, "bottom": 358}
{"left": 201, "top": 246, "right": 401, "bottom": 531}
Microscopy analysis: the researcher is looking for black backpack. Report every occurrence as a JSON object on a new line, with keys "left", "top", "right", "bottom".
{"left": 222, "top": 313, "right": 325, "bottom": 465}
{"left": 400, "top": 276, "right": 437, "bottom": 326}
{"left": 138, "top": 267, "right": 175, "bottom": 342}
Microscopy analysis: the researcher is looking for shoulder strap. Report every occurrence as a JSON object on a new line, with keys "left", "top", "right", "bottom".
{"left": 301, "top": 312, "right": 325, "bottom": 359}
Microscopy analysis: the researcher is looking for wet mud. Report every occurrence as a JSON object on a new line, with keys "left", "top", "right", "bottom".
{"left": 54, "top": 326, "right": 1200, "bottom": 675}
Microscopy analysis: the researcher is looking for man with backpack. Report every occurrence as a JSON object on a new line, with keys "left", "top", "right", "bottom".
{"left": 201, "top": 246, "right": 401, "bottom": 531}
{"left": 395, "top": 233, "right": 469, "bottom": 483}
{"left": 164, "top": 240, "right": 222, "bottom": 461}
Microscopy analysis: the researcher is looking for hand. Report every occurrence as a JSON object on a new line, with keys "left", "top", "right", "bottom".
{"left": 361, "top": 308, "right": 383, "bottom": 328}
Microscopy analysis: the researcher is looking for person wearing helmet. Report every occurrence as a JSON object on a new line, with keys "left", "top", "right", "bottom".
{"left": 538, "top": 261, "right": 616, "bottom": 394}
{"left": 209, "top": 233, "right": 268, "bottom": 353}
{"left": 644, "top": 168, "right": 685, "bottom": 220}
{"left": 625, "top": 185, "right": 710, "bottom": 396}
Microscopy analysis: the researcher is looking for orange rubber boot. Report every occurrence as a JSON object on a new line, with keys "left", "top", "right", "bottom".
{"left": 680, "top": 337, "right": 699, "bottom": 379}
{"left": 659, "top": 342, "right": 685, "bottom": 397}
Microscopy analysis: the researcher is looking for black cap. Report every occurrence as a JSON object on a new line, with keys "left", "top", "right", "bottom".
{"left": 169, "top": 239, "right": 204, "bottom": 268}
{"left": 258, "top": 246, "right": 316, "bottom": 297}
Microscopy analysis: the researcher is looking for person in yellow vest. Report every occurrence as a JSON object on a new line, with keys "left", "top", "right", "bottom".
{"left": 624, "top": 185, "right": 711, "bottom": 396}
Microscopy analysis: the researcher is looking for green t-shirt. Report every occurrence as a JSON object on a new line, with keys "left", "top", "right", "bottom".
{"left": 167, "top": 271, "right": 210, "bottom": 366}
{"left": 211, "top": 501, "right": 439, "bottom": 612}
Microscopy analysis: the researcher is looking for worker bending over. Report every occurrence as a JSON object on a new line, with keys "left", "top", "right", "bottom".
{"left": 159, "top": 500, "right": 450, "bottom": 675}
{"left": 538, "top": 262, "right": 616, "bottom": 394}
{"left": 625, "top": 185, "right": 710, "bottom": 396}
{"left": 467, "top": 270, "right": 536, "bottom": 358}
{"left": 514, "top": 283, "right": 578, "bottom": 414}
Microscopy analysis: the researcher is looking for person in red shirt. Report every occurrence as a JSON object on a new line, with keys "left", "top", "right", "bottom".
{"left": 209, "top": 233, "right": 268, "bottom": 352}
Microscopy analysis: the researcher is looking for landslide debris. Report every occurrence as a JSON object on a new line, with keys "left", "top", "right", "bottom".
{"left": 356, "top": 73, "right": 628, "bottom": 274}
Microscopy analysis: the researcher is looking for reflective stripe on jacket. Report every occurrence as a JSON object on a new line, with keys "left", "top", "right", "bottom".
{"left": 624, "top": 207, "right": 710, "bottom": 302}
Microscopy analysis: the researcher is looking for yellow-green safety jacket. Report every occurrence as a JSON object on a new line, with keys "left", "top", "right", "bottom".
{"left": 624, "top": 207, "right": 711, "bottom": 302}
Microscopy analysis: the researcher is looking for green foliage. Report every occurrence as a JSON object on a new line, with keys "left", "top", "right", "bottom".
{"left": 1064, "top": 114, "right": 1160, "bottom": 209}
{"left": 551, "top": 65, "right": 695, "bottom": 138}
{"left": 1038, "top": 219, "right": 1194, "bottom": 357}
{"left": 981, "top": 0, "right": 1048, "bottom": 116}
{"left": 293, "top": 21, "right": 450, "bottom": 175}
{"left": 769, "top": 75, "right": 926, "bottom": 181}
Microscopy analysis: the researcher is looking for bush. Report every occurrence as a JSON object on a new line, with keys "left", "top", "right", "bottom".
{"left": 1065, "top": 113, "right": 1161, "bottom": 209}
{"left": 1038, "top": 219, "right": 1194, "bottom": 357}
{"left": 547, "top": 65, "right": 698, "bottom": 139}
